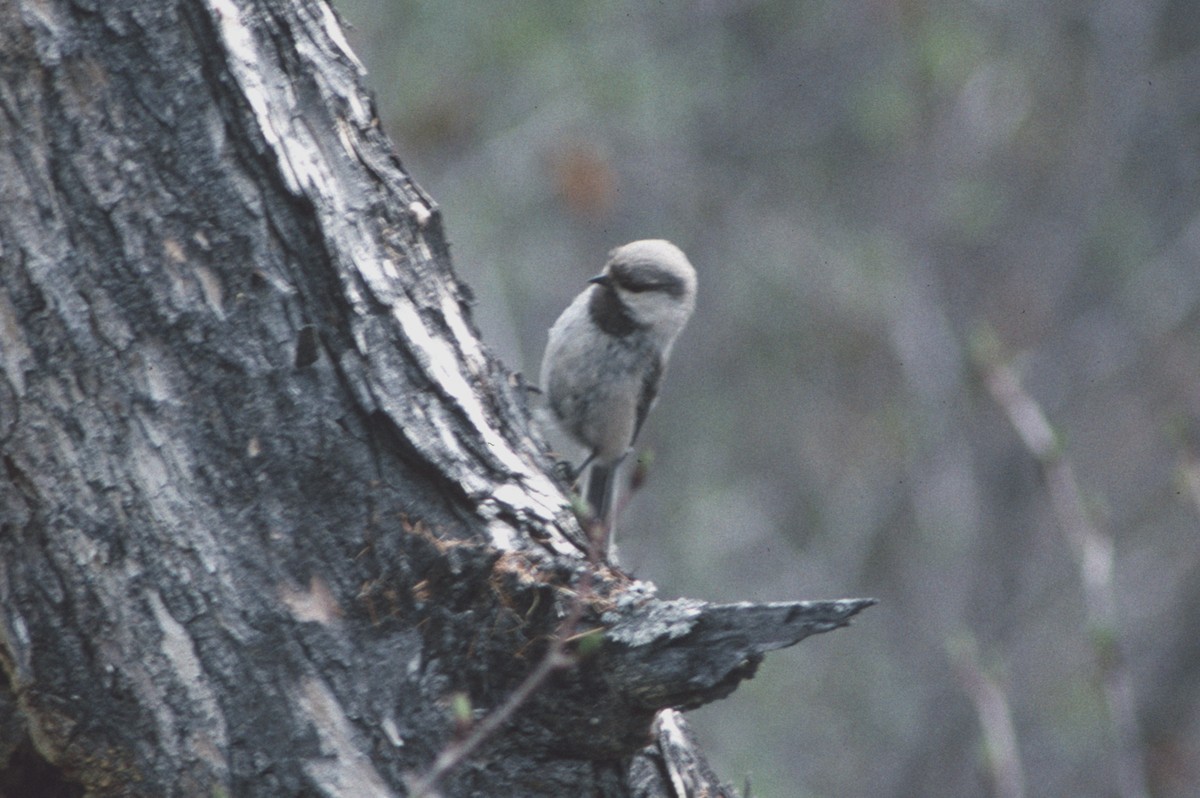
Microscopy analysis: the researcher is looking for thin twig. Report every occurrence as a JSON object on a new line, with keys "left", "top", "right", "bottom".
{"left": 404, "top": 519, "right": 603, "bottom": 797}
{"left": 975, "top": 333, "right": 1149, "bottom": 798}
{"left": 948, "top": 635, "right": 1026, "bottom": 798}
{"left": 404, "top": 645, "right": 575, "bottom": 798}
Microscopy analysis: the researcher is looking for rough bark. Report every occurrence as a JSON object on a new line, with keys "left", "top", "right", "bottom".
{"left": 0, "top": 1, "right": 873, "bottom": 796}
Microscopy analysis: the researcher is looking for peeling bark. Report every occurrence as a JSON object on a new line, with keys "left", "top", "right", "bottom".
{"left": 0, "top": 1, "right": 872, "bottom": 795}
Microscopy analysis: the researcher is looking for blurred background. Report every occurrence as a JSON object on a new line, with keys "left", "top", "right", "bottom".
{"left": 334, "top": 2, "right": 1200, "bottom": 795}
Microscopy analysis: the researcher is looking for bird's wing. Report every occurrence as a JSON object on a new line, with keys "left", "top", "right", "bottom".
{"left": 632, "top": 355, "right": 663, "bottom": 444}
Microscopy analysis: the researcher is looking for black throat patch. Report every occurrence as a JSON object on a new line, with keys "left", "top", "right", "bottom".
{"left": 587, "top": 285, "right": 644, "bottom": 337}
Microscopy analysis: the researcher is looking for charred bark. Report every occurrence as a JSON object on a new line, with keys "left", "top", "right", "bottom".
{"left": 0, "top": 1, "right": 872, "bottom": 795}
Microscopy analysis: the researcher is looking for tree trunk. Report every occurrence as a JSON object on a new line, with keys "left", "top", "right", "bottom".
{"left": 0, "top": 1, "right": 872, "bottom": 795}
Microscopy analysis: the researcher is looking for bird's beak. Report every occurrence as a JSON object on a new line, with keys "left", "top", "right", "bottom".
{"left": 588, "top": 273, "right": 611, "bottom": 287}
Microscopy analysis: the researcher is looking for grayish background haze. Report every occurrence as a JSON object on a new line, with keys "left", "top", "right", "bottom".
{"left": 334, "top": 2, "right": 1200, "bottom": 795}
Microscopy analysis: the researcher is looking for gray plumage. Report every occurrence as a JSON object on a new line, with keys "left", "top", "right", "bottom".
{"left": 540, "top": 239, "right": 697, "bottom": 540}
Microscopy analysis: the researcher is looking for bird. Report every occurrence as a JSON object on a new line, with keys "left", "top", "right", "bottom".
{"left": 539, "top": 239, "right": 697, "bottom": 549}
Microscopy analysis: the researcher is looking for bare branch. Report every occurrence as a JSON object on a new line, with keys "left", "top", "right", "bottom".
{"left": 975, "top": 331, "right": 1149, "bottom": 798}
{"left": 948, "top": 635, "right": 1026, "bottom": 798}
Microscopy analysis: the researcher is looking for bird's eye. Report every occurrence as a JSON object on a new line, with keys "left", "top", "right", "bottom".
{"left": 621, "top": 280, "right": 659, "bottom": 293}
{"left": 609, "top": 262, "right": 682, "bottom": 295}
{"left": 612, "top": 271, "right": 666, "bottom": 293}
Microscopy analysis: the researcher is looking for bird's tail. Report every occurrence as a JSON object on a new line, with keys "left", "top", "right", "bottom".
{"left": 584, "top": 459, "right": 621, "bottom": 558}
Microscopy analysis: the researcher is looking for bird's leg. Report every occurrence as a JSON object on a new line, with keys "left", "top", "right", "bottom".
{"left": 573, "top": 451, "right": 597, "bottom": 483}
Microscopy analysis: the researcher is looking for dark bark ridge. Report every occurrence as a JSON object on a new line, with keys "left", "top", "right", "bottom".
{"left": 0, "top": 1, "right": 874, "bottom": 795}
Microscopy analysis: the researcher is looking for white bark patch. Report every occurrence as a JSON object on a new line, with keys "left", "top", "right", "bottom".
{"left": 317, "top": 0, "right": 366, "bottom": 76}
{"left": 211, "top": 0, "right": 319, "bottom": 199}
{"left": 280, "top": 575, "right": 343, "bottom": 625}
{"left": 147, "top": 590, "right": 230, "bottom": 769}
{"left": 390, "top": 301, "right": 505, "bottom": 464}
{"left": 298, "top": 676, "right": 396, "bottom": 797}
{"left": 407, "top": 201, "right": 432, "bottom": 228}
{"left": 193, "top": 264, "right": 225, "bottom": 319}
{"left": 656, "top": 709, "right": 691, "bottom": 798}
{"left": 381, "top": 716, "right": 404, "bottom": 748}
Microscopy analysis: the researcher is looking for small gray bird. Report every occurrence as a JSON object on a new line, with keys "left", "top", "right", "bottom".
{"left": 540, "top": 239, "right": 697, "bottom": 542}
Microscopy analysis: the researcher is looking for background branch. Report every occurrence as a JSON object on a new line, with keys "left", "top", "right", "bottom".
{"left": 975, "top": 332, "right": 1149, "bottom": 798}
